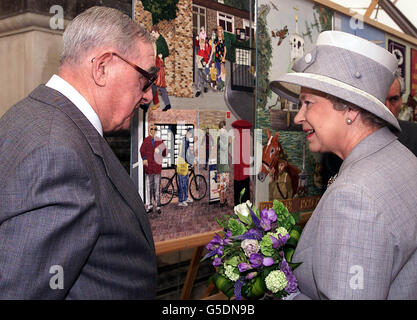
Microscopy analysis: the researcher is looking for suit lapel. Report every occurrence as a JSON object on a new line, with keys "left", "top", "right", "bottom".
{"left": 98, "top": 139, "right": 155, "bottom": 247}
{"left": 29, "top": 85, "right": 154, "bottom": 247}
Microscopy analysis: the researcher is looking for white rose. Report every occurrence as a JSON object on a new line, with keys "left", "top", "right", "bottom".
{"left": 234, "top": 200, "right": 252, "bottom": 216}
{"left": 241, "top": 239, "right": 260, "bottom": 257}
{"left": 234, "top": 200, "right": 253, "bottom": 225}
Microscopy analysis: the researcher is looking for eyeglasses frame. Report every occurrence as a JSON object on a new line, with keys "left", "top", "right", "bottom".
{"left": 91, "top": 52, "right": 158, "bottom": 92}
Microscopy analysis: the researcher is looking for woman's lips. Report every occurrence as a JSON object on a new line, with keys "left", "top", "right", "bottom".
{"left": 305, "top": 129, "right": 315, "bottom": 139}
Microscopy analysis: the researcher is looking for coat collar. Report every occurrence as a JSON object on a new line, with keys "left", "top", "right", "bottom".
{"left": 339, "top": 126, "right": 397, "bottom": 173}
{"left": 29, "top": 85, "right": 154, "bottom": 248}
{"left": 30, "top": 84, "right": 104, "bottom": 157}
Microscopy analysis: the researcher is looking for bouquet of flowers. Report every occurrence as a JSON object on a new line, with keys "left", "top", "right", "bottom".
{"left": 202, "top": 195, "right": 302, "bottom": 300}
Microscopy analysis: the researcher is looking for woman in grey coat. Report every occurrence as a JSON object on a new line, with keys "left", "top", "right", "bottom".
{"left": 270, "top": 31, "right": 417, "bottom": 299}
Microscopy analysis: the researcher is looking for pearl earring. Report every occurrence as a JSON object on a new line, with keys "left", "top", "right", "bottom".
{"left": 346, "top": 118, "right": 352, "bottom": 125}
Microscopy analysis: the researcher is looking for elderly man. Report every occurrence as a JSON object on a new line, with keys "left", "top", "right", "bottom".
{"left": 0, "top": 7, "right": 158, "bottom": 299}
{"left": 385, "top": 73, "right": 417, "bottom": 157}
{"left": 385, "top": 72, "right": 405, "bottom": 118}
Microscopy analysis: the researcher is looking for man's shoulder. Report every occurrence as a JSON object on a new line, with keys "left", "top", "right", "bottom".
{"left": 398, "top": 120, "right": 417, "bottom": 157}
{"left": 140, "top": 136, "right": 153, "bottom": 150}
{"left": 1, "top": 90, "right": 53, "bottom": 128}
{"left": 142, "top": 136, "right": 152, "bottom": 143}
{"left": 0, "top": 87, "right": 89, "bottom": 154}
{"left": 399, "top": 119, "right": 417, "bottom": 131}
{"left": 155, "top": 138, "right": 165, "bottom": 146}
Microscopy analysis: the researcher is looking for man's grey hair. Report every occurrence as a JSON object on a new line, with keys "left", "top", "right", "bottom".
{"left": 60, "top": 6, "right": 153, "bottom": 65}
{"left": 394, "top": 69, "right": 406, "bottom": 96}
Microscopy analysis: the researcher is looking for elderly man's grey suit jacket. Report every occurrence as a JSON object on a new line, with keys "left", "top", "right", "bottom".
{"left": 293, "top": 127, "right": 417, "bottom": 299}
{"left": 0, "top": 85, "right": 156, "bottom": 299}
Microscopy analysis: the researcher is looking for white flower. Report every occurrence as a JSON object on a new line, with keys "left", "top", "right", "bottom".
{"left": 265, "top": 270, "right": 288, "bottom": 293}
{"left": 241, "top": 239, "right": 260, "bottom": 257}
{"left": 275, "top": 227, "right": 288, "bottom": 237}
{"left": 224, "top": 264, "right": 239, "bottom": 282}
{"left": 234, "top": 200, "right": 252, "bottom": 217}
{"left": 234, "top": 200, "right": 253, "bottom": 224}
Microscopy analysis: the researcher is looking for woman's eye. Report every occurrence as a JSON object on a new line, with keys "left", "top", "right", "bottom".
{"left": 303, "top": 100, "right": 312, "bottom": 108}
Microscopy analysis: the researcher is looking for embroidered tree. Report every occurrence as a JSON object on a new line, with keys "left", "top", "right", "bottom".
{"left": 141, "top": 0, "right": 179, "bottom": 25}
{"left": 256, "top": 4, "right": 273, "bottom": 129}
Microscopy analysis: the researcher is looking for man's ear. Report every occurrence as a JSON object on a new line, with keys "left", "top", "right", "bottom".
{"left": 91, "top": 52, "right": 113, "bottom": 87}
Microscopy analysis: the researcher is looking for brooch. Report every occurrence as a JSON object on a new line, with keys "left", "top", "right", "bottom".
{"left": 327, "top": 174, "right": 338, "bottom": 188}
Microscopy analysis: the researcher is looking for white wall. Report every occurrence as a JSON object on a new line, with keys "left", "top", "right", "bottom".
{"left": 0, "top": 13, "right": 66, "bottom": 117}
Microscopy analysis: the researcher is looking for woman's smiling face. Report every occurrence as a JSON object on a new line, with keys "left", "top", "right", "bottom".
{"left": 294, "top": 87, "right": 347, "bottom": 156}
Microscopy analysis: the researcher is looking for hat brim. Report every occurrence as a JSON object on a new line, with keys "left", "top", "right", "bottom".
{"left": 269, "top": 73, "right": 400, "bottom": 131}
{"left": 269, "top": 81, "right": 300, "bottom": 103}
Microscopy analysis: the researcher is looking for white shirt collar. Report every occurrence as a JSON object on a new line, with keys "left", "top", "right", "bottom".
{"left": 45, "top": 74, "right": 103, "bottom": 136}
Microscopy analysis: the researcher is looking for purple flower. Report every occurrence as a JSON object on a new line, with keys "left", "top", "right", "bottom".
{"left": 246, "top": 272, "right": 257, "bottom": 280}
{"left": 248, "top": 206, "right": 262, "bottom": 230}
{"left": 263, "top": 257, "right": 274, "bottom": 266}
{"left": 206, "top": 234, "right": 221, "bottom": 251}
{"left": 270, "top": 233, "right": 290, "bottom": 249}
{"left": 260, "top": 208, "right": 277, "bottom": 231}
{"left": 202, "top": 232, "right": 232, "bottom": 262}
{"left": 247, "top": 228, "right": 263, "bottom": 240}
{"left": 249, "top": 253, "right": 263, "bottom": 268}
{"left": 260, "top": 219, "right": 271, "bottom": 231}
{"left": 249, "top": 253, "right": 275, "bottom": 269}
{"left": 211, "top": 234, "right": 222, "bottom": 244}
{"left": 280, "top": 257, "right": 298, "bottom": 294}
{"left": 216, "top": 246, "right": 224, "bottom": 256}
{"left": 234, "top": 279, "right": 245, "bottom": 300}
{"left": 264, "top": 208, "right": 277, "bottom": 222}
{"left": 213, "top": 257, "right": 222, "bottom": 267}
{"left": 206, "top": 232, "right": 232, "bottom": 249}
{"left": 238, "top": 263, "right": 252, "bottom": 272}
{"left": 232, "top": 228, "right": 263, "bottom": 241}
{"left": 201, "top": 249, "right": 218, "bottom": 261}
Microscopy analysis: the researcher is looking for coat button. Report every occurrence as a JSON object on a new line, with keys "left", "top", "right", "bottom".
{"left": 304, "top": 53, "right": 312, "bottom": 63}
{"left": 354, "top": 71, "right": 361, "bottom": 78}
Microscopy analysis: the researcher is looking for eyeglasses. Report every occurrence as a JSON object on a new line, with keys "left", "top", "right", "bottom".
{"left": 387, "top": 95, "right": 401, "bottom": 103}
{"left": 150, "top": 128, "right": 157, "bottom": 131}
{"left": 91, "top": 52, "right": 158, "bottom": 92}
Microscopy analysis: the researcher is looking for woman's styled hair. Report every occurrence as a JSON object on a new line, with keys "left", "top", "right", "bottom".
{"left": 60, "top": 6, "right": 153, "bottom": 65}
{"left": 327, "top": 94, "right": 391, "bottom": 130}
{"left": 218, "top": 120, "right": 226, "bottom": 129}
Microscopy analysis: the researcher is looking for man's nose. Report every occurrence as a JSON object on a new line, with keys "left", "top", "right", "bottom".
{"left": 141, "top": 87, "right": 154, "bottom": 104}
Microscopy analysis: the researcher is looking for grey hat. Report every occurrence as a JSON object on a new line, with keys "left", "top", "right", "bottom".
{"left": 270, "top": 31, "right": 400, "bottom": 131}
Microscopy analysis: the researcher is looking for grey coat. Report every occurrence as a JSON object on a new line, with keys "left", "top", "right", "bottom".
{"left": 293, "top": 127, "right": 417, "bottom": 299}
{"left": 0, "top": 85, "right": 157, "bottom": 299}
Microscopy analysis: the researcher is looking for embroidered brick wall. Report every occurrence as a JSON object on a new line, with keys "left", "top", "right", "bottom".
{"left": 207, "top": 8, "right": 244, "bottom": 36}
{"left": 133, "top": 0, "right": 153, "bottom": 31}
{"left": 206, "top": 8, "right": 218, "bottom": 35}
{"left": 134, "top": 0, "right": 193, "bottom": 99}
{"left": 148, "top": 109, "right": 197, "bottom": 127}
